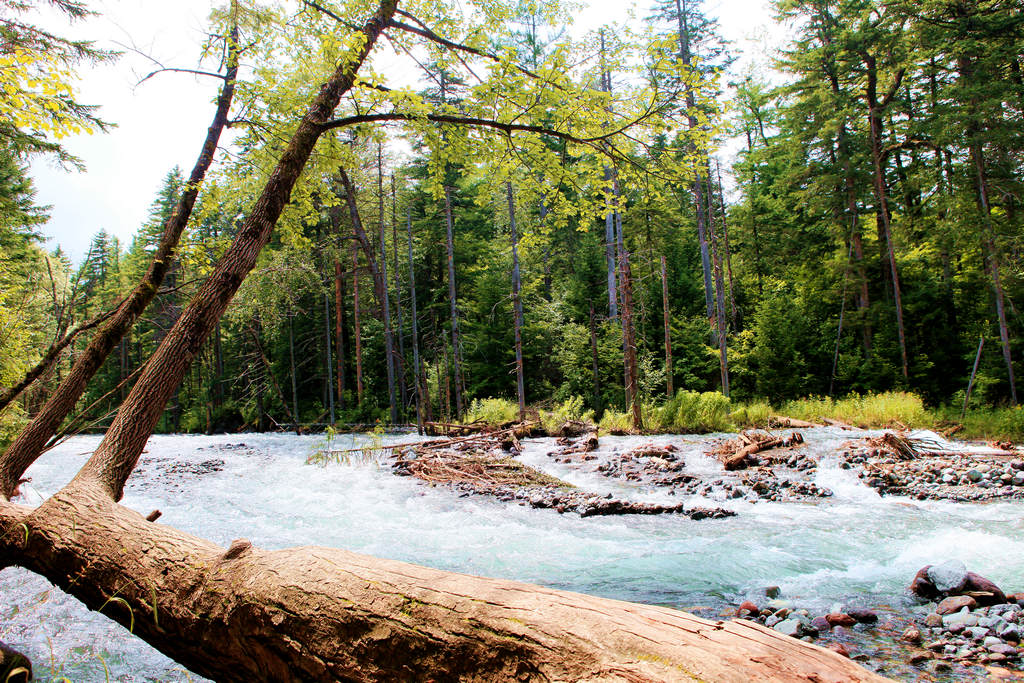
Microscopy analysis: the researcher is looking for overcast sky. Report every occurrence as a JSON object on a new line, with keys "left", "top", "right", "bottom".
{"left": 30, "top": 0, "right": 785, "bottom": 262}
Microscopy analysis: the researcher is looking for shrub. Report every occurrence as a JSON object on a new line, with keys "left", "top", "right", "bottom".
{"left": 463, "top": 397, "right": 520, "bottom": 426}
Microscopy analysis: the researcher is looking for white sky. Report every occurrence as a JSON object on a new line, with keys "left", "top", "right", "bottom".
{"left": 30, "top": 0, "right": 786, "bottom": 262}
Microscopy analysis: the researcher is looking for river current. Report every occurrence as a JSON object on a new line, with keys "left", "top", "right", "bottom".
{"left": 2, "top": 429, "right": 1022, "bottom": 681}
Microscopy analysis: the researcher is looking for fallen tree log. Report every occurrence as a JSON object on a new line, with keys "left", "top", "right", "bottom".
{"left": 1, "top": 486, "right": 889, "bottom": 682}
{"left": 715, "top": 431, "right": 805, "bottom": 470}
{"left": 769, "top": 416, "right": 822, "bottom": 429}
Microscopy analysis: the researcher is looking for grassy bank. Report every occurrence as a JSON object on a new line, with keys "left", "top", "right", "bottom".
{"left": 460, "top": 392, "right": 1024, "bottom": 442}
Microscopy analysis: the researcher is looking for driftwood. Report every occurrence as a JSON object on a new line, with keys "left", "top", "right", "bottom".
{"left": 863, "top": 432, "right": 1018, "bottom": 460}
{"left": 769, "top": 415, "right": 822, "bottom": 429}
{"left": 822, "top": 418, "right": 854, "bottom": 429}
{"left": 714, "top": 431, "right": 805, "bottom": 470}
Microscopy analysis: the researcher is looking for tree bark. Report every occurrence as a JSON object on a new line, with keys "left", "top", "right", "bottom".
{"left": 443, "top": 184, "right": 464, "bottom": 419}
{"left": 0, "top": 21, "right": 241, "bottom": 499}
{"left": 406, "top": 208, "right": 424, "bottom": 433}
{"left": 706, "top": 178, "right": 730, "bottom": 397}
{"left": 378, "top": 144, "right": 398, "bottom": 424}
{"left": 660, "top": 255, "right": 673, "bottom": 397}
{"left": 507, "top": 182, "right": 527, "bottom": 422}
{"left": 352, "top": 240, "right": 365, "bottom": 406}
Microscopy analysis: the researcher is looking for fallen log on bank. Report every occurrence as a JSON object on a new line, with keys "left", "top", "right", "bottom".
{"left": 769, "top": 416, "right": 822, "bottom": 429}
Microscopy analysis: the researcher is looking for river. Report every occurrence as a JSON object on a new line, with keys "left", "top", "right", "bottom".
{"left": 2, "top": 429, "right": 1022, "bottom": 681}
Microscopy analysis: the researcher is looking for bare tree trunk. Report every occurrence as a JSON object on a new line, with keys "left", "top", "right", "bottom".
{"left": 334, "top": 257, "right": 346, "bottom": 408}
{"left": 0, "top": 20, "right": 240, "bottom": 498}
{"left": 660, "top": 255, "right": 673, "bottom": 397}
{"left": 706, "top": 178, "right": 730, "bottom": 397}
{"left": 613, "top": 177, "right": 642, "bottom": 429}
{"left": 443, "top": 184, "right": 464, "bottom": 419}
{"left": 378, "top": 144, "right": 398, "bottom": 424}
{"left": 352, "top": 240, "right": 364, "bottom": 407}
{"left": 0, "top": 484, "right": 889, "bottom": 683}
{"left": 288, "top": 311, "right": 299, "bottom": 431}
{"left": 391, "top": 174, "right": 407, "bottom": 414}
{"left": 589, "top": 302, "right": 602, "bottom": 413}
{"left": 714, "top": 160, "right": 737, "bottom": 329}
{"left": 507, "top": 182, "right": 527, "bottom": 422}
{"left": 406, "top": 208, "right": 424, "bottom": 434}
{"left": 323, "top": 291, "right": 336, "bottom": 424}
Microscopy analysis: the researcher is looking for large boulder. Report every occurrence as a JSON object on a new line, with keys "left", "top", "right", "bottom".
{"left": 910, "top": 565, "right": 940, "bottom": 599}
{"left": 963, "top": 571, "right": 1007, "bottom": 606}
{"left": 927, "top": 560, "right": 969, "bottom": 593}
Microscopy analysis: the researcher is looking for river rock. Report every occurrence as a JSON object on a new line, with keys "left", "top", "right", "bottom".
{"left": 966, "top": 626, "right": 990, "bottom": 640}
{"left": 937, "top": 595, "right": 977, "bottom": 615}
{"left": 963, "top": 571, "right": 1007, "bottom": 605}
{"left": 846, "top": 607, "right": 878, "bottom": 623}
{"left": 773, "top": 619, "right": 804, "bottom": 637}
{"left": 999, "top": 624, "right": 1020, "bottom": 641}
{"left": 764, "top": 585, "right": 780, "bottom": 599}
{"left": 738, "top": 600, "right": 759, "bottom": 615}
{"left": 901, "top": 627, "right": 922, "bottom": 643}
{"left": 828, "top": 642, "right": 852, "bottom": 658}
{"left": 988, "top": 643, "right": 1020, "bottom": 657}
{"left": 943, "top": 609, "right": 979, "bottom": 628}
{"left": 910, "top": 565, "right": 940, "bottom": 599}
{"left": 810, "top": 616, "right": 830, "bottom": 633}
{"left": 925, "top": 612, "right": 944, "bottom": 627}
{"left": 928, "top": 560, "right": 969, "bottom": 593}
{"left": 825, "top": 613, "right": 857, "bottom": 627}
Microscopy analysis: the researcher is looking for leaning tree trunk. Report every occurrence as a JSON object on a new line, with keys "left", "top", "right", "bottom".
{"left": 0, "top": 21, "right": 240, "bottom": 499}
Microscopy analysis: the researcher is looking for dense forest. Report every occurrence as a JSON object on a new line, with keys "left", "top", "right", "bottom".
{"left": 2, "top": 0, "right": 1022, "bottom": 443}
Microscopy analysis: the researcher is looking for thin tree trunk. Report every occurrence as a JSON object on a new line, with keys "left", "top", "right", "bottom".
{"left": 339, "top": 254, "right": 352, "bottom": 405}
{"left": 589, "top": 302, "right": 602, "bottom": 413}
{"left": 323, "top": 291, "right": 336, "bottom": 424}
{"left": 613, "top": 176, "right": 642, "bottom": 429}
{"left": 714, "top": 161, "right": 738, "bottom": 329}
{"left": 391, "top": 174, "right": 407, "bottom": 413}
{"left": 443, "top": 184, "right": 464, "bottom": 419}
{"left": 352, "top": 238, "right": 364, "bottom": 406}
{"left": 706, "top": 178, "right": 730, "bottom": 397}
{"left": 378, "top": 144, "right": 397, "bottom": 424}
{"left": 288, "top": 311, "right": 299, "bottom": 431}
{"left": 406, "top": 208, "right": 424, "bottom": 434}
{"left": 673, "top": 0, "right": 715, "bottom": 331}
{"left": 0, "top": 19, "right": 241, "bottom": 498}
{"left": 507, "top": 182, "right": 526, "bottom": 422}
{"left": 660, "top": 255, "right": 673, "bottom": 397}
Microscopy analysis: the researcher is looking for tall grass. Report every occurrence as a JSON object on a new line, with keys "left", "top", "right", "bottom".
{"left": 781, "top": 392, "right": 929, "bottom": 428}
{"left": 541, "top": 396, "right": 594, "bottom": 434}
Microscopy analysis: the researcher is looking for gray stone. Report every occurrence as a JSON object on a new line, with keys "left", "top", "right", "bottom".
{"left": 765, "top": 615, "right": 781, "bottom": 628}
{"left": 989, "top": 643, "right": 1020, "bottom": 657}
{"left": 929, "top": 560, "right": 969, "bottom": 593}
{"left": 1014, "top": 473, "right": 1024, "bottom": 486}
{"left": 999, "top": 625, "right": 1020, "bottom": 641}
{"left": 773, "top": 619, "right": 804, "bottom": 637}
{"left": 943, "top": 609, "right": 979, "bottom": 628}
{"left": 966, "top": 626, "right": 991, "bottom": 640}
{"left": 984, "top": 636, "right": 1004, "bottom": 648}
